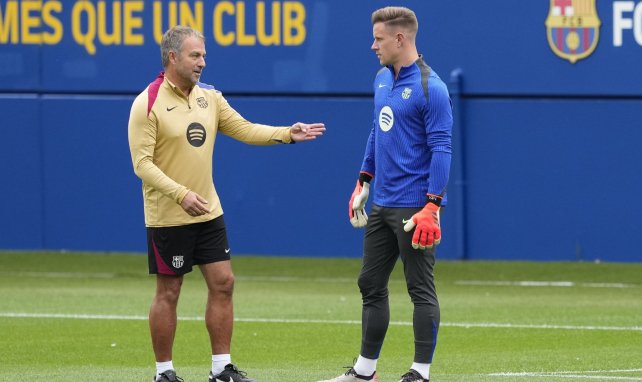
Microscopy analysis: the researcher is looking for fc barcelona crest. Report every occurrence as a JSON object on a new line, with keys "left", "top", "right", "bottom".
{"left": 545, "top": 0, "right": 601, "bottom": 64}
{"left": 172, "top": 255, "right": 184, "bottom": 269}
{"left": 196, "top": 97, "right": 208, "bottom": 108}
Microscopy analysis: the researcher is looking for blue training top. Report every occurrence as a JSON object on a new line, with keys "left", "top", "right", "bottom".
{"left": 361, "top": 55, "right": 453, "bottom": 207}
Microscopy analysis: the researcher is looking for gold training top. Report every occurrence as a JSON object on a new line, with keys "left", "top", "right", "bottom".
{"left": 128, "top": 73, "right": 292, "bottom": 227}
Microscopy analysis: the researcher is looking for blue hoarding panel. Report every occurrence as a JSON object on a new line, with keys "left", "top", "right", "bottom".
{"left": 0, "top": 96, "right": 43, "bottom": 248}
{"left": 2, "top": 1, "right": 642, "bottom": 95}
{"left": 464, "top": 98, "right": 642, "bottom": 262}
{"left": 40, "top": 96, "right": 145, "bottom": 251}
{"left": 2, "top": 0, "right": 642, "bottom": 262}
{"left": 0, "top": 45, "right": 40, "bottom": 91}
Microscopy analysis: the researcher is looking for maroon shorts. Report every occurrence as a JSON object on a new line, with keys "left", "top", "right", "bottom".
{"left": 146, "top": 215, "right": 231, "bottom": 275}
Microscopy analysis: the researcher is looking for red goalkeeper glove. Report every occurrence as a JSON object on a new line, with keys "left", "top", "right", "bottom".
{"left": 349, "top": 172, "right": 373, "bottom": 228}
{"left": 403, "top": 194, "right": 442, "bottom": 249}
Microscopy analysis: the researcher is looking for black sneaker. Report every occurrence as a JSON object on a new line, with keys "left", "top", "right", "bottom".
{"left": 399, "top": 369, "right": 428, "bottom": 382}
{"left": 209, "top": 363, "right": 259, "bottom": 382}
{"left": 153, "top": 369, "right": 184, "bottom": 382}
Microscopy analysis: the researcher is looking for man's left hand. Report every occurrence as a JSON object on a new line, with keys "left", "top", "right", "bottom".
{"left": 403, "top": 202, "right": 441, "bottom": 250}
{"left": 290, "top": 122, "right": 326, "bottom": 142}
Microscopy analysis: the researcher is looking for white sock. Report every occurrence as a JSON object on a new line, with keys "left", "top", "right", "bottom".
{"left": 353, "top": 355, "right": 377, "bottom": 377}
{"left": 156, "top": 360, "right": 174, "bottom": 378}
{"left": 411, "top": 362, "right": 430, "bottom": 380}
{"left": 212, "top": 354, "right": 232, "bottom": 376}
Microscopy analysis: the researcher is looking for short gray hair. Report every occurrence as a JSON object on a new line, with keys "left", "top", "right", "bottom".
{"left": 160, "top": 26, "right": 205, "bottom": 68}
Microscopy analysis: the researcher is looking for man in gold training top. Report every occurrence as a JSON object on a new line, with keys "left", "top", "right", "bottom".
{"left": 128, "top": 25, "right": 325, "bottom": 382}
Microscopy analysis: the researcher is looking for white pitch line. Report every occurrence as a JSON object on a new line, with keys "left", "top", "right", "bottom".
{"left": 455, "top": 280, "right": 641, "bottom": 288}
{"left": 1, "top": 312, "right": 641, "bottom": 332}
{"left": 236, "top": 276, "right": 356, "bottom": 283}
{"left": 492, "top": 373, "right": 642, "bottom": 381}
{"left": 490, "top": 368, "right": 642, "bottom": 380}
{"left": 0, "top": 272, "right": 357, "bottom": 283}
{"left": 442, "top": 321, "right": 642, "bottom": 331}
{"left": 4, "top": 272, "right": 638, "bottom": 289}
{"left": 0, "top": 271, "right": 117, "bottom": 279}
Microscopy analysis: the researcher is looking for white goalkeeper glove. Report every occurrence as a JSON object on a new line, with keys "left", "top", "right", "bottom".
{"left": 349, "top": 172, "right": 373, "bottom": 228}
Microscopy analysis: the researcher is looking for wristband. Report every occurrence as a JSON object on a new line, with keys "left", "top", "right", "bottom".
{"left": 426, "top": 194, "right": 442, "bottom": 207}
{"left": 358, "top": 172, "right": 373, "bottom": 185}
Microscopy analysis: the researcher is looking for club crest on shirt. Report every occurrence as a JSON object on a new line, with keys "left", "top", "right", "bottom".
{"left": 378, "top": 106, "right": 394, "bottom": 132}
{"left": 196, "top": 97, "right": 208, "bottom": 108}
{"left": 545, "top": 0, "right": 601, "bottom": 64}
{"left": 172, "top": 255, "right": 184, "bottom": 268}
{"left": 402, "top": 87, "right": 412, "bottom": 99}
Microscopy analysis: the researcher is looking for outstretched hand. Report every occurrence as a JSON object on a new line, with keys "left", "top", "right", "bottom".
{"left": 290, "top": 122, "right": 326, "bottom": 142}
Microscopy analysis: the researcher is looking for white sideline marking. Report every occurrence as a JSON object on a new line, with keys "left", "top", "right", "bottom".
{"left": 2, "top": 312, "right": 641, "bottom": 332}
{"left": 490, "top": 368, "right": 642, "bottom": 380}
{"left": 455, "top": 280, "right": 640, "bottom": 288}
{"left": 237, "top": 276, "right": 355, "bottom": 283}
{"left": 0, "top": 272, "right": 356, "bottom": 283}
{"left": 2, "top": 271, "right": 638, "bottom": 290}
{"left": 0, "top": 271, "right": 117, "bottom": 279}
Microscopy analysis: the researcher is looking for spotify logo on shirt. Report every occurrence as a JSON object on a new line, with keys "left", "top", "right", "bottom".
{"left": 186, "top": 122, "right": 206, "bottom": 147}
{"left": 379, "top": 106, "right": 394, "bottom": 132}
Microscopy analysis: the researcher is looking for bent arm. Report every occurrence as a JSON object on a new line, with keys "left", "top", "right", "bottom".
{"left": 127, "top": 99, "right": 189, "bottom": 204}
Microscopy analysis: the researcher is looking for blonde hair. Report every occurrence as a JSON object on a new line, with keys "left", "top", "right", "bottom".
{"left": 371, "top": 6, "right": 418, "bottom": 35}
{"left": 160, "top": 26, "right": 205, "bottom": 68}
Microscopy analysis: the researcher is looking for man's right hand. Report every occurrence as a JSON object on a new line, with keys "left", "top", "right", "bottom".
{"left": 349, "top": 172, "right": 373, "bottom": 228}
{"left": 180, "top": 191, "right": 210, "bottom": 217}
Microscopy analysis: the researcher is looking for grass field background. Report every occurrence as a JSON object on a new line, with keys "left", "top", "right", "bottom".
{"left": 1, "top": 251, "right": 641, "bottom": 381}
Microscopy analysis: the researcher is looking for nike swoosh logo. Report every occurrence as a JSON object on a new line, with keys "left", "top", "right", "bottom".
{"left": 378, "top": 84, "right": 387, "bottom": 88}
{"left": 402, "top": 219, "right": 412, "bottom": 224}
{"left": 167, "top": 106, "right": 177, "bottom": 111}
{"left": 225, "top": 248, "right": 230, "bottom": 254}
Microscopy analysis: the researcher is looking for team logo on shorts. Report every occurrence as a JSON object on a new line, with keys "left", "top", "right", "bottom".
{"left": 186, "top": 122, "right": 206, "bottom": 147}
{"left": 378, "top": 106, "right": 394, "bottom": 132}
{"left": 545, "top": 0, "right": 601, "bottom": 64}
{"left": 402, "top": 88, "right": 412, "bottom": 99}
{"left": 196, "top": 97, "right": 208, "bottom": 108}
{"left": 172, "top": 255, "right": 184, "bottom": 268}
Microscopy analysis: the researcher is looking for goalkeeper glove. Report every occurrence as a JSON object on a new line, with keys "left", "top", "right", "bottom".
{"left": 349, "top": 172, "right": 373, "bottom": 228}
{"left": 403, "top": 194, "right": 442, "bottom": 249}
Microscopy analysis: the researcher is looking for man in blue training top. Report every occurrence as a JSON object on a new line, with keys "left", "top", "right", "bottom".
{"left": 318, "top": 6, "right": 452, "bottom": 382}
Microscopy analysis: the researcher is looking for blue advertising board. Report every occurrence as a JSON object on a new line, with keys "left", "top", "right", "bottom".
{"left": 1, "top": 0, "right": 641, "bottom": 261}
{"left": 1, "top": 0, "right": 642, "bottom": 94}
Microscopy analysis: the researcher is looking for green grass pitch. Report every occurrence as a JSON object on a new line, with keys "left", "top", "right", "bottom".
{"left": 1, "top": 251, "right": 641, "bottom": 381}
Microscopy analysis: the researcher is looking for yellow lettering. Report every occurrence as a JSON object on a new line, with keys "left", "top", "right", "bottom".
{"left": 153, "top": 1, "right": 163, "bottom": 44}
{"left": 169, "top": 1, "right": 178, "bottom": 27}
{"left": 123, "top": 1, "right": 144, "bottom": 46}
{"left": 180, "top": 1, "right": 203, "bottom": 31}
{"left": 214, "top": 1, "right": 234, "bottom": 46}
{"left": 236, "top": 2, "right": 255, "bottom": 45}
{"left": 283, "top": 1, "right": 305, "bottom": 45}
{"left": 0, "top": 0, "right": 19, "bottom": 44}
{"left": 42, "top": 1, "right": 63, "bottom": 45}
{"left": 153, "top": 1, "right": 178, "bottom": 44}
{"left": 72, "top": 1, "right": 97, "bottom": 55}
{"left": 21, "top": 0, "right": 41, "bottom": 44}
{"left": 97, "top": 1, "right": 121, "bottom": 46}
{"left": 257, "top": 1, "right": 280, "bottom": 45}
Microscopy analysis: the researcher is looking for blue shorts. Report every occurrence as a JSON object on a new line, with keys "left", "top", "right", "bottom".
{"left": 146, "top": 215, "right": 231, "bottom": 275}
